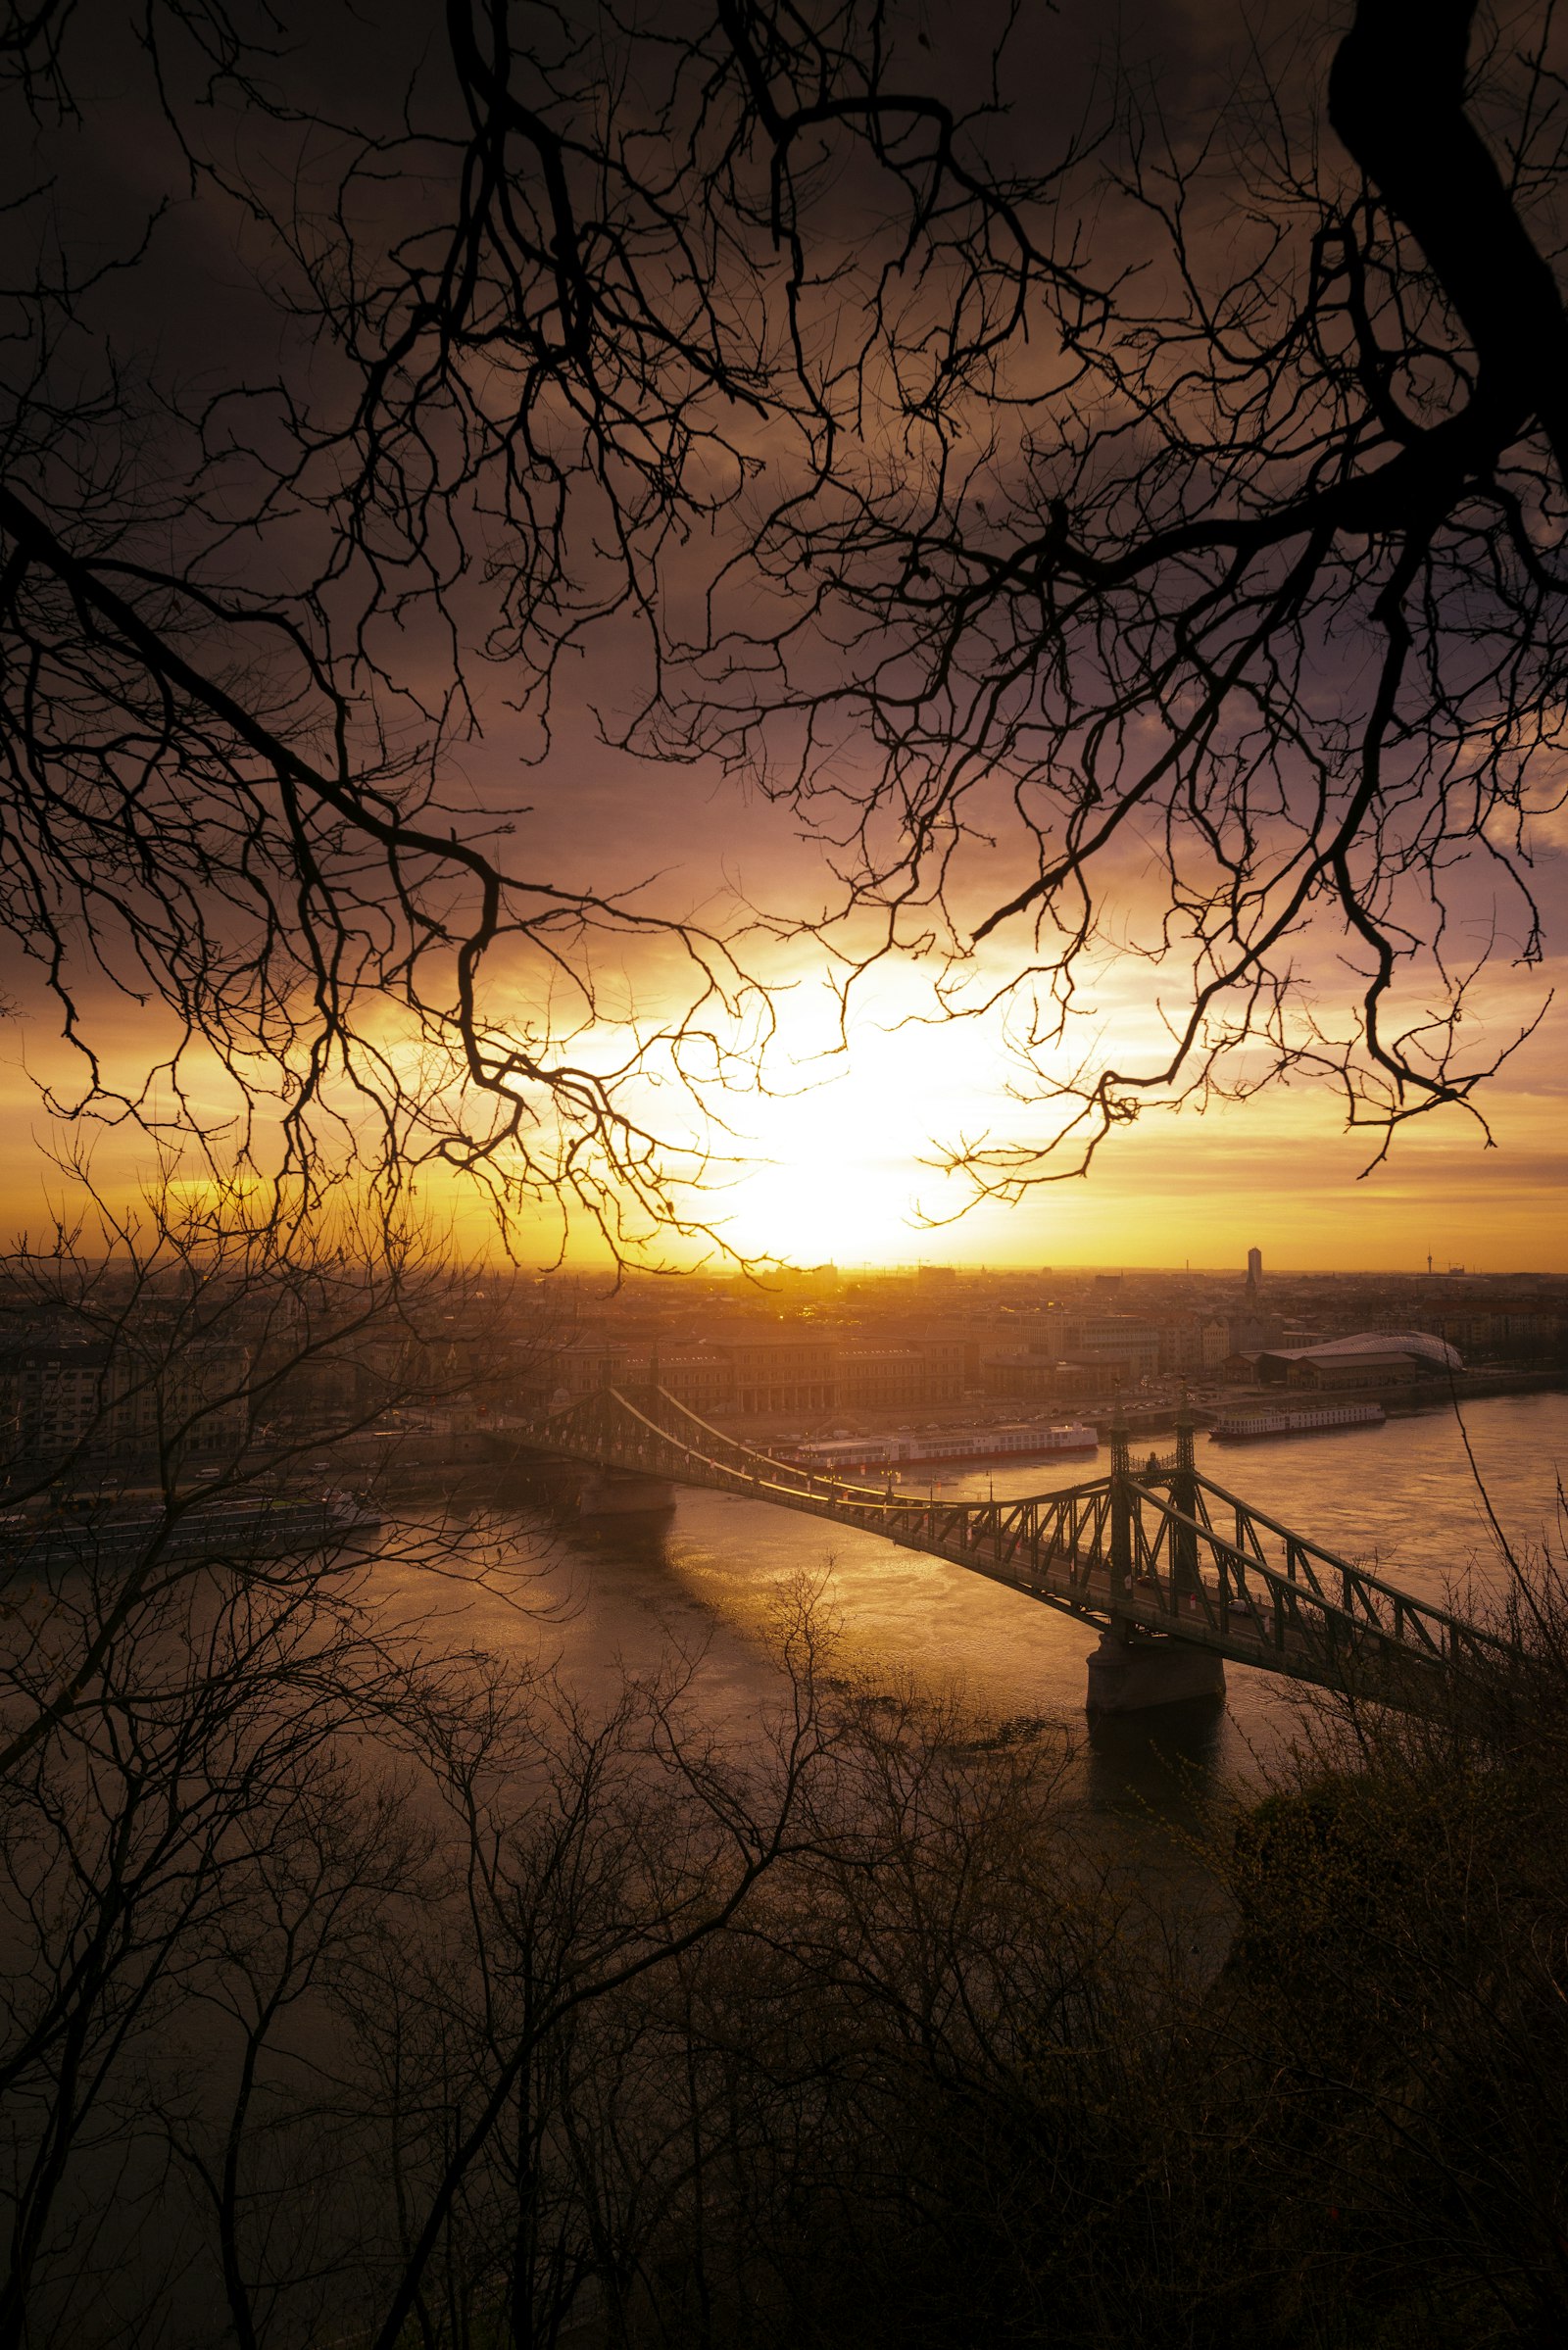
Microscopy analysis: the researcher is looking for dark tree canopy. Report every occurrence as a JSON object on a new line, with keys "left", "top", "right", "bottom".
{"left": 1, "top": 0, "right": 1565, "bottom": 1246}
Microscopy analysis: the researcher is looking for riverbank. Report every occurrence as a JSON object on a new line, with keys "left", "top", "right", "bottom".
{"left": 697, "top": 1366, "right": 1567, "bottom": 1458}
{"left": 1089, "top": 1366, "right": 1568, "bottom": 1443}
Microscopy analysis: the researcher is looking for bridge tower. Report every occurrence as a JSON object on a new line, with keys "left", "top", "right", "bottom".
{"left": 577, "top": 1345, "right": 677, "bottom": 1516}
{"left": 1171, "top": 1391, "right": 1201, "bottom": 1600}
{"left": 1085, "top": 1397, "right": 1226, "bottom": 1715}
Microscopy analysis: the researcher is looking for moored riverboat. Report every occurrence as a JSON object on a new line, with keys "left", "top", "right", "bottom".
{"left": 0, "top": 1490, "right": 381, "bottom": 1574}
{"left": 794, "top": 1422, "right": 1098, "bottom": 1473}
{"left": 1210, "top": 1400, "right": 1386, "bottom": 1444}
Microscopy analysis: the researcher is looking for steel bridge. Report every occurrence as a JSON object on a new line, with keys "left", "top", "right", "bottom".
{"left": 522, "top": 1385, "right": 1508, "bottom": 1709}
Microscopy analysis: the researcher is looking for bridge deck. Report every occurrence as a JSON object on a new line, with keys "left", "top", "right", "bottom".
{"left": 521, "top": 1386, "right": 1509, "bottom": 1701}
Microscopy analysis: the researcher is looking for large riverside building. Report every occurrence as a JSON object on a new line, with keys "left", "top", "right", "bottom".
{"left": 544, "top": 1327, "right": 965, "bottom": 1418}
{"left": 0, "top": 1335, "right": 252, "bottom": 1462}
{"left": 1231, "top": 1331, "right": 1464, "bottom": 1392}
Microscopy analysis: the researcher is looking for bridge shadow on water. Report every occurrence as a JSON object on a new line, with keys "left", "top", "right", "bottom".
{"left": 554, "top": 1479, "right": 1238, "bottom": 1860}
{"left": 502, "top": 1450, "right": 1261, "bottom": 1918}
{"left": 1079, "top": 1699, "right": 1237, "bottom": 1959}
{"left": 515, "top": 1454, "right": 1244, "bottom": 1793}
{"left": 566, "top": 1508, "right": 677, "bottom": 1571}
{"left": 1084, "top": 1695, "right": 1228, "bottom": 1825}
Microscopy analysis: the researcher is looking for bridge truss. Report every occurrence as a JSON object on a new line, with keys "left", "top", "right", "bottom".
{"left": 523, "top": 1385, "right": 1508, "bottom": 1700}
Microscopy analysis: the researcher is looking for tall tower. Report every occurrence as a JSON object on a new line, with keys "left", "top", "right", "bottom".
{"left": 1246, "top": 1246, "right": 1262, "bottom": 1295}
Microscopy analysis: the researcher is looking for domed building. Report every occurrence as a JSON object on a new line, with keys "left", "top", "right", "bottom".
{"left": 1250, "top": 1330, "right": 1463, "bottom": 1393}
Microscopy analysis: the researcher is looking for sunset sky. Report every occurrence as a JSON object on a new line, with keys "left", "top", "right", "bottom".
{"left": 0, "top": 583, "right": 1563, "bottom": 1272}
{"left": 2, "top": 705, "right": 1560, "bottom": 1268}
{"left": 1, "top": 0, "right": 1563, "bottom": 1275}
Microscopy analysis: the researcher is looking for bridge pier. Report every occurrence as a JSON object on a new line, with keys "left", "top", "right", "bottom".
{"left": 576, "top": 1469, "right": 677, "bottom": 1518}
{"left": 1086, "top": 1627, "right": 1226, "bottom": 1714}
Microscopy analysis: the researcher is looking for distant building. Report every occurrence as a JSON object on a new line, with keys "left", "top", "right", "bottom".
{"left": 1438, "top": 1306, "right": 1561, "bottom": 1359}
{"left": 543, "top": 1322, "right": 969, "bottom": 1420}
{"left": 837, "top": 1347, "right": 940, "bottom": 1410}
{"left": 0, "top": 1333, "right": 251, "bottom": 1463}
{"left": 1153, "top": 1315, "right": 1208, "bottom": 1376}
{"left": 1200, "top": 1318, "right": 1233, "bottom": 1372}
{"left": 758, "top": 1263, "right": 840, "bottom": 1298}
{"left": 981, "top": 1310, "right": 1161, "bottom": 1398}
{"left": 657, "top": 1351, "right": 735, "bottom": 1418}
{"left": 981, "top": 1352, "right": 1080, "bottom": 1400}
{"left": 718, "top": 1330, "right": 837, "bottom": 1415}
{"left": 1021, "top": 1311, "right": 1163, "bottom": 1381}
